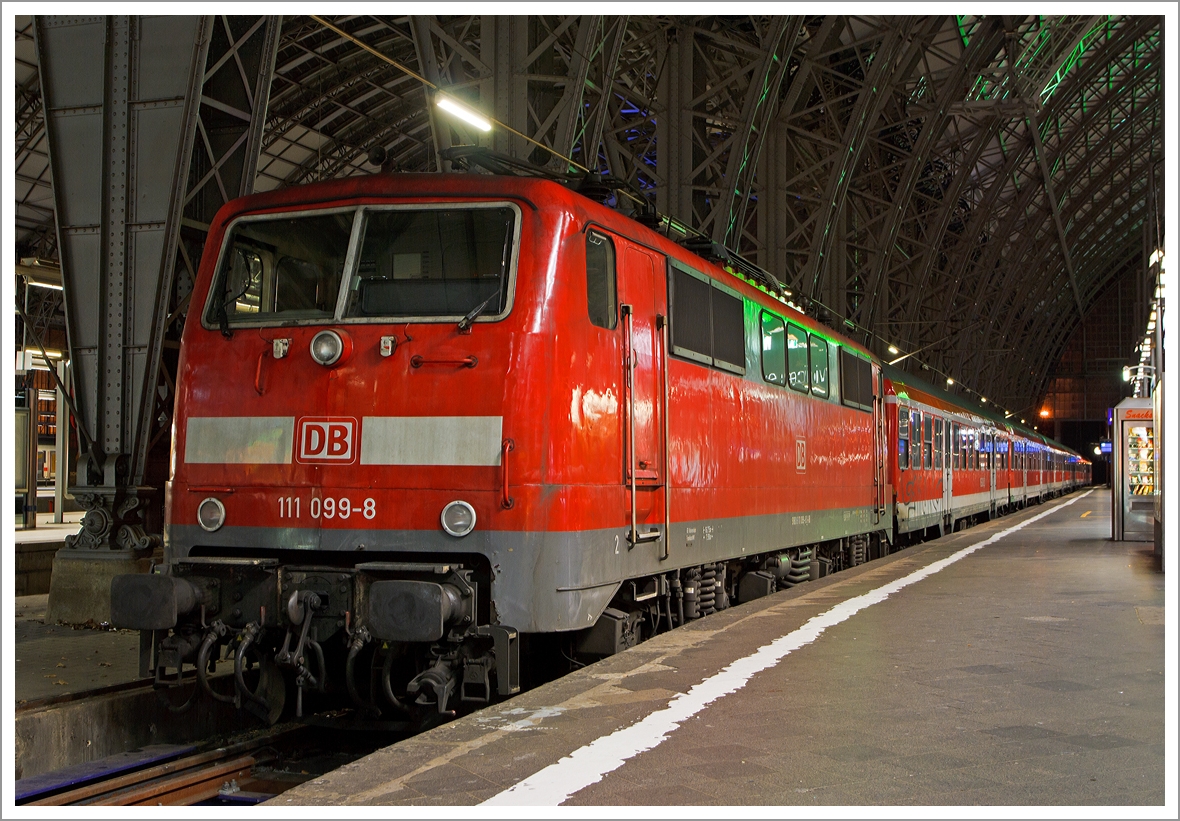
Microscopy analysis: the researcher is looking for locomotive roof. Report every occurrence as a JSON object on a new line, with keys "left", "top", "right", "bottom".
{"left": 210, "top": 171, "right": 878, "bottom": 367}
{"left": 883, "top": 362, "right": 1085, "bottom": 460}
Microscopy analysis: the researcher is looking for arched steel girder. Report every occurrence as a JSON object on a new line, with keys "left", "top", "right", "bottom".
{"left": 798, "top": 18, "right": 938, "bottom": 304}
{"left": 942, "top": 18, "right": 1161, "bottom": 394}
{"left": 859, "top": 19, "right": 1007, "bottom": 335}
{"left": 897, "top": 17, "right": 1153, "bottom": 339}
{"left": 954, "top": 160, "right": 1155, "bottom": 409}
{"left": 919, "top": 19, "right": 1157, "bottom": 388}
{"left": 709, "top": 16, "right": 801, "bottom": 247}
{"left": 981, "top": 90, "right": 1158, "bottom": 359}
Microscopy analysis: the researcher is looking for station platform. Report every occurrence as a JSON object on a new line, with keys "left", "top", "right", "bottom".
{"left": 273, "top": 489, "right": 1167, "bottom": 807}
{"left": 13, "top": 512, "right": 83, "bottom": 596}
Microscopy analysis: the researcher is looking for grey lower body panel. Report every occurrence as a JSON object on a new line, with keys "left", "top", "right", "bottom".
{"left": 168, "top": 503, "right": 885, "bottom": 634}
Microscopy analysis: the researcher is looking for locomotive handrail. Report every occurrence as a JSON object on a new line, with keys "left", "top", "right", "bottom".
{"left": 501, "top": 439, "right": 515, "bottom": 509}
{"left": 659, "top": 313, "right": 671, "bottom": 560}
{"left": 410, "top": 355, "right": 478, "bottom": 369}
{"left": 623, "top": 304, "right": 661, "bottom": 547}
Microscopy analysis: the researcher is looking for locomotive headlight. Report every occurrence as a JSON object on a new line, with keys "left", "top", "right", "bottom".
{"left": 310, "top": 329, "right": 345, "bottom": 366}
{"left": 441, "top": 501, "right": 477, "bottom": 537}
{"left": 197, "top": 497, "right": 226, "bottom": 532}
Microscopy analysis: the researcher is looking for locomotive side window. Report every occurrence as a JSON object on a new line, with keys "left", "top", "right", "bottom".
{"left": 585, "top": 232, "right": 618, "bottom": 329}
{"left": 809, "top": 336, "right": 829, "bottom": 397}
{"left": 760, "top": 312, "right": 786, "bottom": 386}
{"left": 347, "top": 206, "right": 516, "bottom": 319}
{"left": 838, "top": 348, "right": 872, "bottom": 411}
{"left": 669, "top": 262, "right": 746, "bottom": 375}
{"left": 207, "top": 210, "right": 354, "bottom": 326}
{"left": 897, "top": 406, "right": 910, "bottom": 469}
{"left": 711, "top": 287, "right": 746, "bottom": 373}
{"left": 786, "top": 323, "right": 809, "bottom": 392}
{"left": 670, "top": 264, "right": 713, "bottom": 365}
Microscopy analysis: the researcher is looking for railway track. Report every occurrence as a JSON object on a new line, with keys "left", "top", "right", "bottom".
{"left": 18, "top": 726, "right": 309, "bottom": 806}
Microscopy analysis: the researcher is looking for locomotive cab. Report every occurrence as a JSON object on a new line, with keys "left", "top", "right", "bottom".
{"left": 113, "top": 176, "right": 542, "bottom": 721}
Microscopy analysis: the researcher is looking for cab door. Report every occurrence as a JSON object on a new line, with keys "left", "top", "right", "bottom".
{"left": 613, "top": 235, "right": 668, "bottom": 553}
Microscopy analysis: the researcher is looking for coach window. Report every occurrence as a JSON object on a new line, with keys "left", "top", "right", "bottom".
{"left": 923, "top": 413, "right": 933, "bottom": 469}
{"left": 952, "top": 422, "right": 961, "bottom": 470}
{"left": 898, "top": 406, "right": 910, "bottom": 469}
{"left": 933, "top": 418, "right": 944, "bottom": 470}
{"left": 586, "top": 232, "right": 617, "bottom": 329}
{"left": 760, "top": 312, "right": 786, "bottom": 386}
{"left": 809, "top": 336, "right": 829, "bottom": 397}
{"left": 786, "top": 323, "right": 809, "bottom": 392}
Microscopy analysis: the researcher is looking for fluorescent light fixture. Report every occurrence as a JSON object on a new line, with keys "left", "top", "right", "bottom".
{"left": 436, "top": 96, "right": 492, "bottom": 132}
{"left": 888, "top": 345, "right": 899, "bottom": 355}
{"left": 28, "top": 280, "right": 63, "bottom": 291}
{"left": 1147, "top": 321, "right": 1156, "bottom": 331}
{"left": 1150, "top": 248, "right": 1162, "bottom": 266}
{"left": 1123, "top": 366, "right": 1132, "bottom": 381}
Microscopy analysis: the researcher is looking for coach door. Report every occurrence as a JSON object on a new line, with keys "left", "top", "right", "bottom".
{"left": 872, "top": 365, "right": 887, "bottom": 523}
{"left": 614, "top": 235, "right": 668, "bottom": 555}
{"left": 988, "top": 432, "right": 998, "bottom": 514}
{"left": 941, "top": 417, "right": 953, "bottom": 531}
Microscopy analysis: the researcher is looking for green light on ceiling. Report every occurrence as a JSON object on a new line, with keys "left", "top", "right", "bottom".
{"left": 1041, "top": 17, "right": 1112, "bottom": 103}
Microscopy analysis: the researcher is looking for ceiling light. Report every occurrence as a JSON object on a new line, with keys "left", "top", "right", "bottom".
{"left": 436, "top": 96, "right": 492, "bottom": 132}
{"left": 980, "top": 397, "right": 987, "bottom": 403}
{"left": 888, "top": 345, "right": 899, "bottom": 355}
{"left": 946, "top": 378, "right": 954, "bottom": 386}
{"left": 1039, "top": 409, "right": 1050, "bottom": 418}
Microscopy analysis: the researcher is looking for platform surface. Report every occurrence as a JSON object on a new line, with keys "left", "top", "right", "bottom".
{"left": 13, "top": 511, "right": 83, "bottom": 545}
{"left": 273, "top": 489, "right": 1168, "bottom": 808}
{"left": 13, "top": 594, "right": 143, "bottom": 705}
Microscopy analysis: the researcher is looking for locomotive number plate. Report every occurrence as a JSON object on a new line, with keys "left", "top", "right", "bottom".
{"left": 277, "top": 495, "right": 377, "bottom": 520}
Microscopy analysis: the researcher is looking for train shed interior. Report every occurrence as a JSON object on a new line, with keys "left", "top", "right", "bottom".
{"left": 6, "top": 10, "right": 1175, "bottom": 812}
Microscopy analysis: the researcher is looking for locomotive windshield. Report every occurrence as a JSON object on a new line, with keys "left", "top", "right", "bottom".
{"left": 345, "top": 206, "right": 516, "bottom": 319}
{"left": 205, "top": 203, "right": 518, "bottom": 329}
{"left": 208, "top": 210, "right": 354, "bottom": 327}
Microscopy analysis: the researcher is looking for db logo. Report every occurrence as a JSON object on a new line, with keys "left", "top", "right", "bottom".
{"left": 796, "top": 438, "right": 807, "bottom": 472}
{"left": 297, "top": 417, "right": 357, "bottom": 463}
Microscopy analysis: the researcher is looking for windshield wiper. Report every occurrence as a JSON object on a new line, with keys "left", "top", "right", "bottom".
{"left": 457, "top": 292, "right": 499, "bottom": 334}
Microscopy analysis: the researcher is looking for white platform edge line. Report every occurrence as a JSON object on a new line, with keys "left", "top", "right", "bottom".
{"left": 482, "top": 489, "right": 1093, "bottom": 807}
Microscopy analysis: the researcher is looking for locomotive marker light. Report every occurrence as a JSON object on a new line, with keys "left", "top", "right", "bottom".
{"left": 197, "top": 497, "right": 226, "bottom": 532}
{"left": 441, "top": 500, "right": 477, "bottom": 537}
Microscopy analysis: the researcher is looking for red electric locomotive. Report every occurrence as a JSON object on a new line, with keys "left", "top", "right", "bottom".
{"left": 111, "top": 169, "right": 1085, "bottom": 722}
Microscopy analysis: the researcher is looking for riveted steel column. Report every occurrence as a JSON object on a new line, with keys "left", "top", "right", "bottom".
{"left": 36, "top": 15, "right": 210, "bottom": 623}
{"left": 487, "top": 16, "right": 529, "bottom": 158}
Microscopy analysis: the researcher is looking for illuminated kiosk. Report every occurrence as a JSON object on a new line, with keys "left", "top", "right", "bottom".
{"left": 1111, "top": 397, "right": 1154, "bottom": 541}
